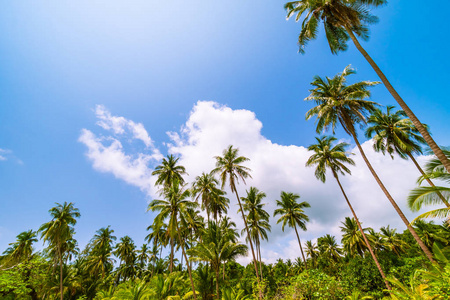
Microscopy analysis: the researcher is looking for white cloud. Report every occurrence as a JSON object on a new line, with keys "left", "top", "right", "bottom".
{"left": 166, "top": 101, "right": 437, "bottom": 263}
{"left": 79, "top": 101, "right": 442, "bottom": 264}
{"left": 79, "top": 106, "right": 163, "bottom": 195}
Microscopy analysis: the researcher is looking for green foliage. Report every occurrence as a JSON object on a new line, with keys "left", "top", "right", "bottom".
{"left": 287, "top": 269, "right": 344, "bottom": 299}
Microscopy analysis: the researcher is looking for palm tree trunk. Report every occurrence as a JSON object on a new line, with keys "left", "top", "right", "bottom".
{"left": 258, "top": 241, "right": 263, "bottom": 279}
{"left": 407, "top": 152, "right": 450, "bottom": 208}
{"left": 215, "top": 268, "right": 220, "bottom": 300}
{"left": 170, "top": 237, "right": 174, "bottom": 273}
{"left": 344, "top": 25, "right": 450, "bottom": 174}
{"left": 234, "top": 189, "right": 261, "bottom": 283}
{"left": 175, "top": 224, "right": 197, "bottom": 300}
{"left": 332, "top": 170, "right": 391, "bottom": 290}
{"left": 350, "top": 131, "right": 435, "bottom": 263}
{"left": 59, "top": 247, "right": 63, "bottom": 300}
{"left": 293, "top": 225, "right": 308, "bottom": 270}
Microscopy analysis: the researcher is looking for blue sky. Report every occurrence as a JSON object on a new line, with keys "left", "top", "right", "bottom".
{"left": 1, "top": 1, "right": 449, "bottom": 261}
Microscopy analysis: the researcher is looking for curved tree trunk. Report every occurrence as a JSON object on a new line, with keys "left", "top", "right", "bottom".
{"left": 350, "top": 131, "right": 435, "bottom": 263}
{"left": 234, "top": 190, "right": 261, "bottom": 283}
{"left": 175, "top": 223, "right": 197, "bottom": 300}
{"left": 293, "top": 225, "right": 307, "bottom": 270}
{"left": 332, "top": 170, "right": 390, "bottom": 290}
{"left": 344, "top": 25, "right": 450, "bottom": 174}
{"left": 407, "top": 152, "right": 450, "bottom": 208}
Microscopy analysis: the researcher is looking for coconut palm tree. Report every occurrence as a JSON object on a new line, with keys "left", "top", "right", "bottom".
{"left": 85, "top": 226, "right": 116, "bottom": 278}
{"left": 240, "top": 187, "right": 271, "bottom": 279}
{"left": 408, "top": 149, "right": 450, "bottom": 222}
{"left": 306, "top": 135, "right": 389, "bottom": 288}
{"left": 340, "top": 217, "right": 370, "bottom": 257}
{"left": 305, "top": 66, "right": 434, "bottom": 262}
{"left": 148, "top": 179, "right": 198, "bottom": 299}
{"left": 317, "top": 234, "right": 342, "bottom": 262}
{"left": 114, "top": 236, "right": 137, "bottom": 282}
{"left": 188, "top": 221, "right": 248, "bottom": 299}
{"left": 284, "top": 0, "right": 450, "bottom": 172}
{"left": 39, "top": 202, "right": 80, "bottom": 300}
{"left": 366, "top": 106, "right": 450, "bottom": 209}
{"left": 152, "top": 154, "right": 187, "bottom": 188}
{"left": 1, "top": 230, "right": 38, "bottom": 266}
{"left": 209, "top": 189, "right": 230, "bottom": 222}
{"left": 380, "top": 226, "right": 407, "bottom": 257}
{"left": 305, "top": 240, "right": 319, "bottom": 267}
{"left": 192, "top": 172, "right": 229, "bottom": 222}
{"left": 212, "top": 145, "right": 261, "bottom": 284}
{"left": 273, "top": 191, "right": 310, "bottom": 269}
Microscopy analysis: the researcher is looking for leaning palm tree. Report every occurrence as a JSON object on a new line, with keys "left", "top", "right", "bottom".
{"left": 305, "top": 66, "right": 434, "bottom": 262}
{"left": 212, "top": 145, "right": 261, "bottom": 284}
{"left": 366, "top": 106, "right": 450, "bottom": 209}
{"left": 39, "top": 202, "right": 80, "bottom": 300}
{"left": 273, "top": 191, "right": 310, "bottom": 269}
{"left": 1, "top": 230, "right": 38, "bottom": 266}
{"left": 285, "top": 0, "right": 450, "bottom": 172}
{"left": 152, "top": 154, "right": 187, "bottom": 188}
{"left": 240, "top": 187, "right": 271, "bottom": 279}
{"left": 306, "top": 135, "right": 389, "bottom": 288}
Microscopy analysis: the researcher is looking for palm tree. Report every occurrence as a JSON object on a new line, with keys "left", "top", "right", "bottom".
{"left": 306, "top": 135, "right": 389, "bottom": 288}
{"left": 114, "top": 236, "right": 136, "bottom": 282}
{"left": 148, "top": 179, "right": 198, "bottom": 299}
{"left": 284, "top": 0, "right": 450, "bottom": 172}
{"left": 380, "top": 226, "right": 407, "bottom": 257}
{"left": 188, "top": 221, "right": 248, "bottom": 299}
{"left": 1, "top": 230, "right": 38, "bottom": 266}
{"left": 209, "top": 189, "right": 230, "bottom": 222}
{"left": 240, "top": 187, "right": 271, "bottom": 279}
{"left": 317, "top": 234, "right": 342, "bottom": 262}
{"left": 305, "top": 66, "right": 434, "bottom": 262}
{"left": 136, "top": 244, "right": 150, "bottom": 276}
{"left": 192, "top": 172, "right": 228, "bottom": 222}
{"left": 273, "top": 191, "right": 309, "bottom": 269}
{"left": 366, "top": 106, "right": 450, "bottom": 209}
{"left": 304, "top": 240, "right": 319, "bottom": 267}
{"left": 85, "top": 226, "right": 116, "bottom": 278}
{"left": 39, "top": 202, "right": 80, "bottom": 300}
{"left": 340, "top": 217, "right": 370, "bottom": 257}
{"left": 408, "top": 149, "right": 450, "bottom": 222}
{"left": 212, "top": 145, "right": 261, "bottom": 284}
{"left": 152, "top": 154, "right": 187, "bottom": 188}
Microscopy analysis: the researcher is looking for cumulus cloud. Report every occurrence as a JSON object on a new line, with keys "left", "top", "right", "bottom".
{"left": 79, "top": 106, "right": 163, "bottom": 195}
{"left": 167, "top": 101, "right": 432, "bottom": 263}
{"left": 79, "top": 101, "right": 438, "bottom": 264}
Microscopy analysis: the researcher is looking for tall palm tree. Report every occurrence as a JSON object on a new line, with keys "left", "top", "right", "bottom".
{"left": 273, "top": 191, "right": 310, "bottom": 269}
{"left": 340, "top": 217, "right": 370, "bottom": 257}
{"left": 39, "top": 202, "right": 80, "bottom": 300}
{"left": 192, "top": 172, "right": 227, "bottom": 222}
{"left": 148, "top": 179, "right": 198, "bottom": 299}
{"left": 2, "top": 230, "right": 38, "bottom": 266}
{"left": 366, "top": 106, "right": 450, "bottom": 209}
{"left": 211, "top": 145, "right": 261, "bottom": 284}
{"left": 240, "top": 187, "right": 271, "bottom": 279}
{"left": 188, "top": 221, "right": 248, "bottom": 299}
{"left": 152, "top": 154, "right": 187, "bottom": 188}
{"left": 209, "top": 189, "right": 230, "bottom": 222}
{"left": 306, "top": 135, "right": 389, "bottom": 288}
{"left": 284, "top": 0, "right": 450, "bottom": 172}
{"left": 305, "top": 66, "right": 434, "bottom": 262}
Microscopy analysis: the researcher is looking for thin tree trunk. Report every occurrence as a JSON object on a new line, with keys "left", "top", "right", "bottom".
{"left": 170, "top": 237, "right": 174, "bottom": 273}
{"left": 293, "top": 225, "right": 308, "bottom": 270}
{"left": 234, "top": 190, "right": 261, "bottom": 283}
{"left": 215, "top": 268, "right": 220, "bottom": 300}
{"left": 345, "top": 25, "right": 450, "bottom": 174}
{"left": 407, "top": 152, "right": 450, "bottom": 208}
{"left": 175, "top": 223, "right": 197, "bottom": 300}
{"left": 258, "top": 241, "right": 263, "bottom": 279}
{"left": 350, "top": 131, "right": 435, "bottom": 263}
{"left": 59, "top": 247, "right": 63, "bottom": 300}
{"left": 332, "top": 170, "right": 391, "bottom": 290}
